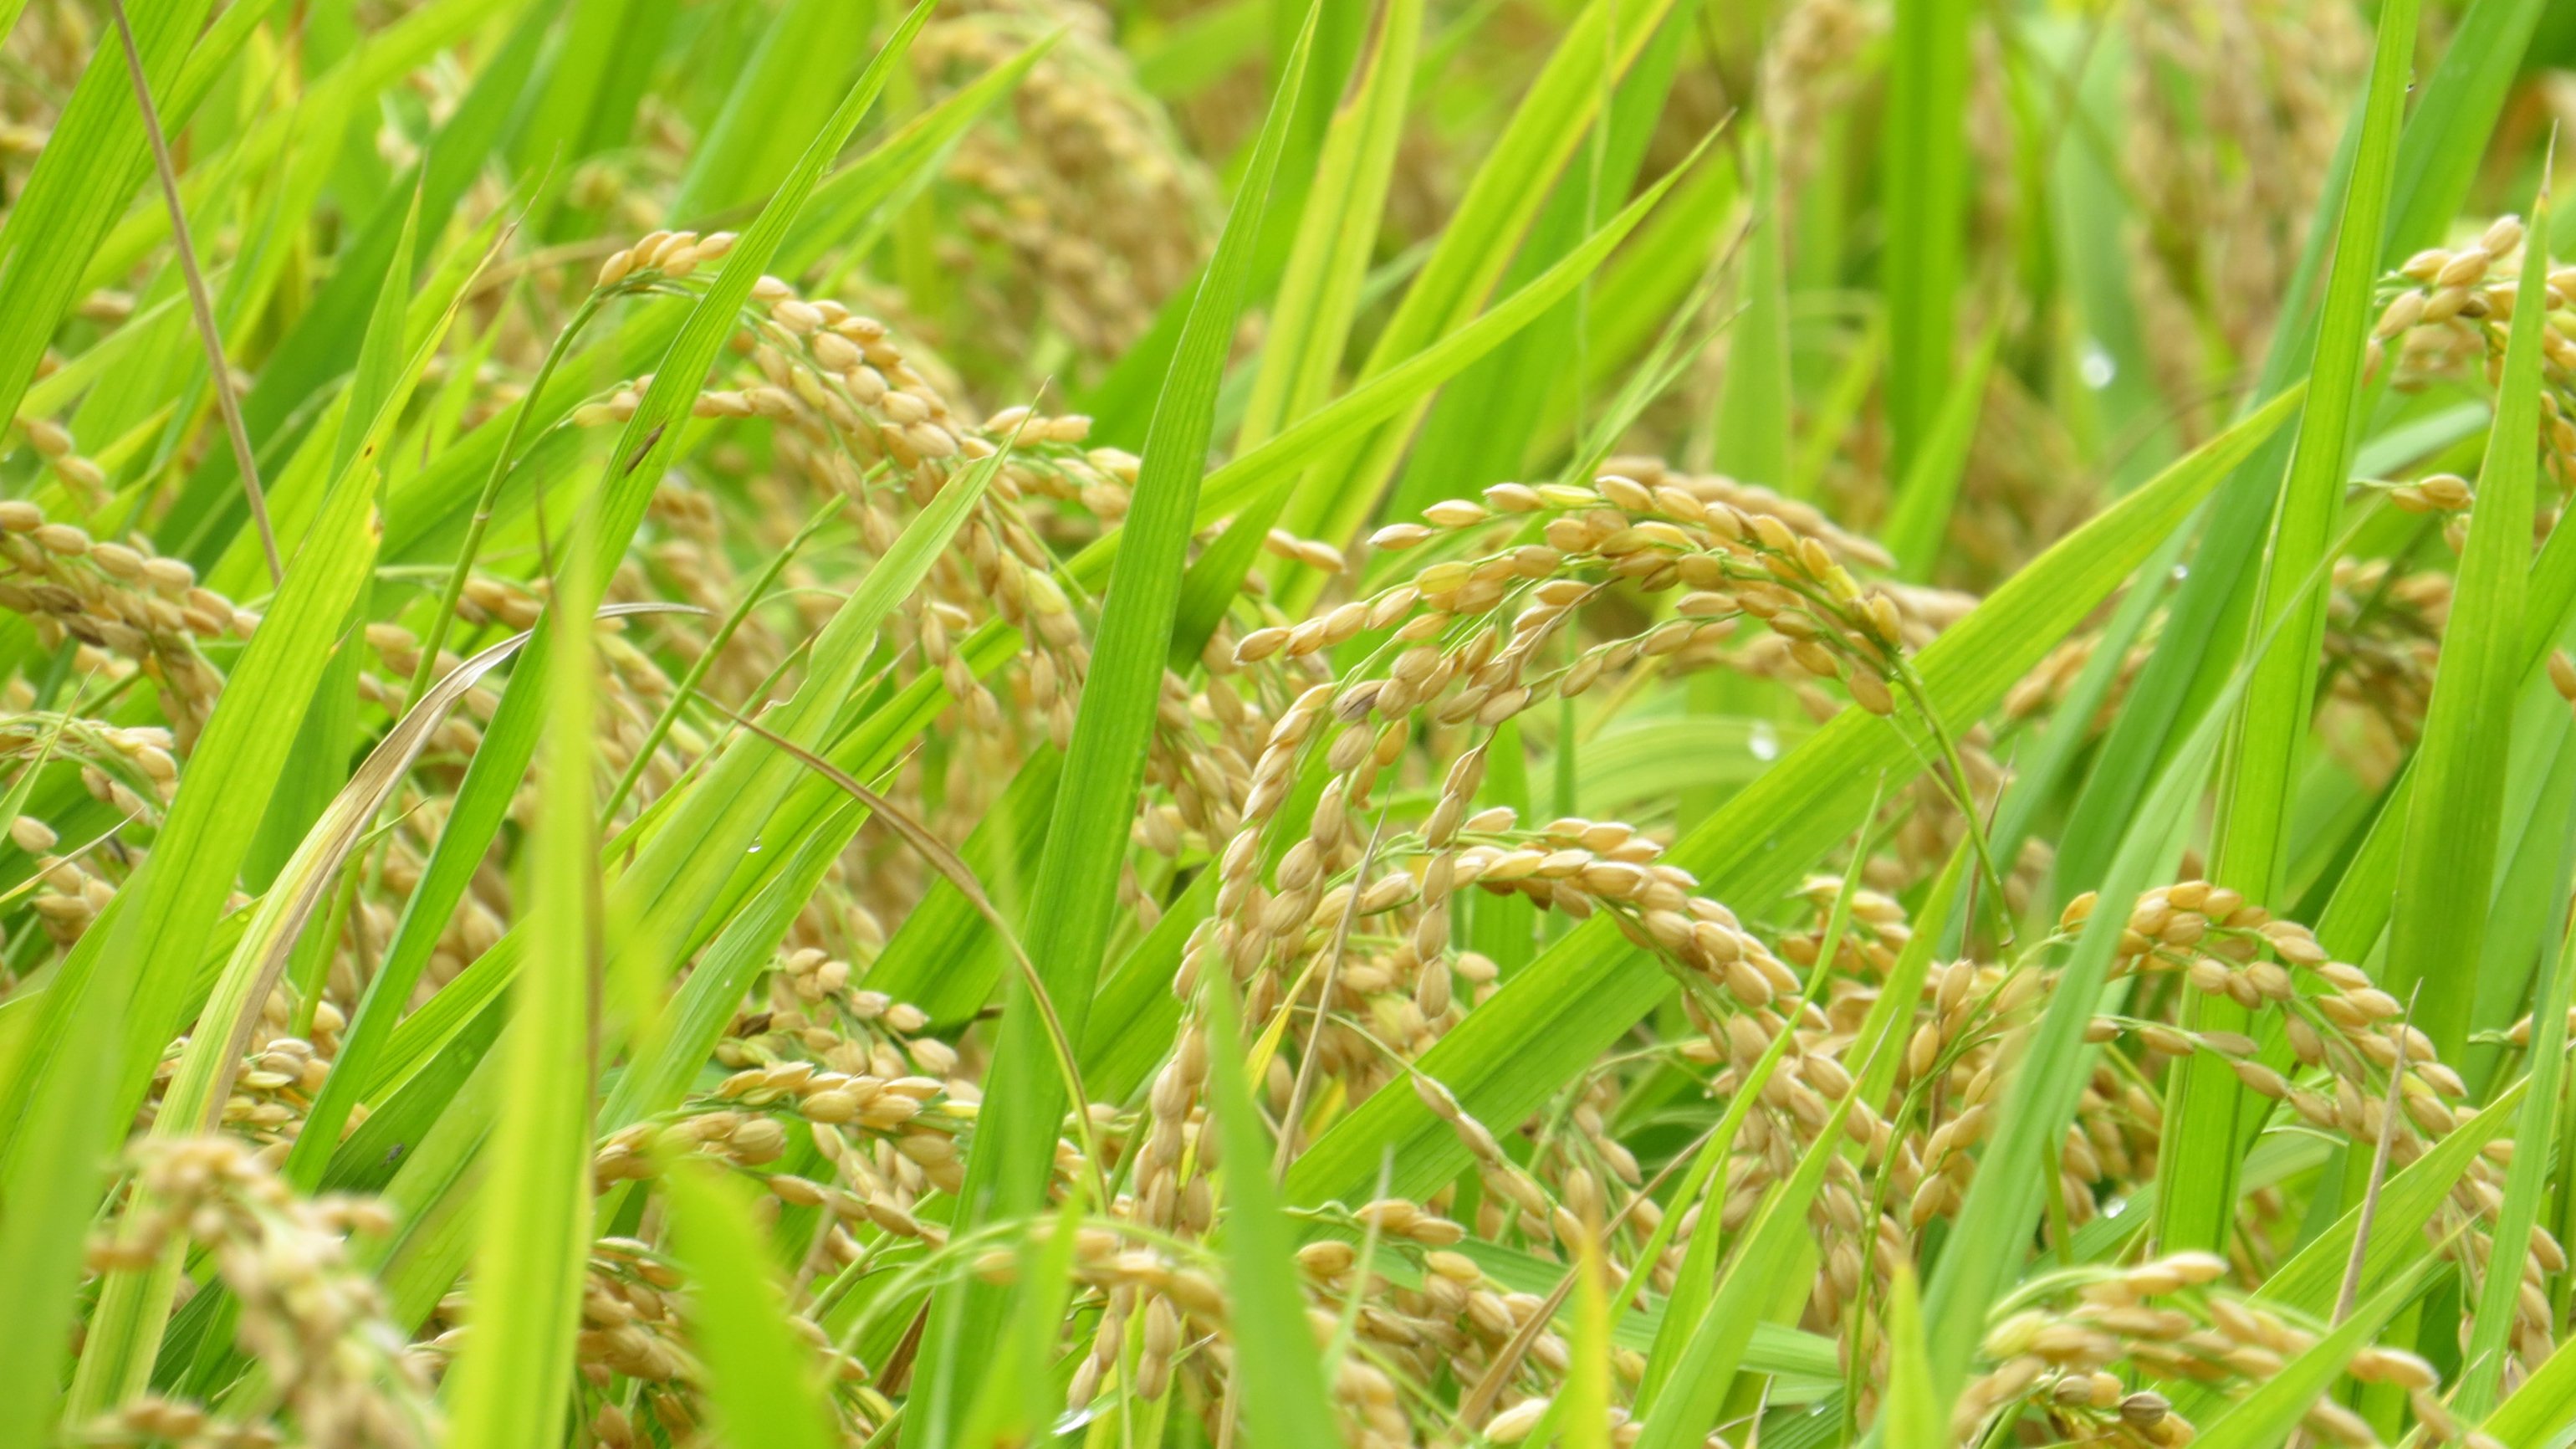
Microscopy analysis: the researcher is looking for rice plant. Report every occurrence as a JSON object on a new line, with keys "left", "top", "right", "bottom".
{"left": 8, "top": 0, "right": 2576, "bottom": 1444}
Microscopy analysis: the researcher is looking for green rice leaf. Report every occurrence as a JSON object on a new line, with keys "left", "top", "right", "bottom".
{"left": 1916, "top": 592, "right": 2233, "bottom": 1402}
{"left": 1879, "top": 323, "right": 1998, "bottom": 581}
{"left": 675, "top": 0, "right": 874, "bottom": 221}
{"left": 1202, "top": 972, "right": 1342, "bottom": 1446}
{"left": 1708, "top": 129, "right": 1790, "bottom": 490}
{"left": 1633, "top": 1078, "right": 1861, "bottom": 1449}
{"left": 1564, "top": 1229, "right": 1612, "bottom": 1449}
{"left": 1173, "top": 0, "right": 1420, "bottom": 659}
{"left": 0, "top": 0, "right": 221, "bottom": 435}
{"left": 2384, "top": 180, "right": 2548, "bottom": 1059}
{"left": 953, "top": 1190, "right": 1087, "bottom": 1448}
{"left": 2485, "top": 1329, "right": 2576, "bottom": 1447}
{"left": 905, "top": 9, "right": 1318, "bottom": 1436}
{"left": 442, "top": 496, "right": 601, "bottom": 1449}
{"left": 1377, "top": 1, "right": 1693, "bottom": 534}
{"left": 662, "top": 1158, "right": 841, "bottom": 1449}
{"left": 1878, "top": 0, "right": 1970, "bottom": 474}
{"left": 1277, "top": 0, "right": 1697, "bottom": 586}
{"left": 2160, "top": 0, "right": 2421, "bottom": 1261}
{"left": 1881, "top": 1267, "right": 1943, "bottom": 1449}
{"left": 2461, "top": 859, "right": 2576, "bottom": 1417}
{"left": 42, "top": 468, "right": 381, "bottom": 1415}
{"left": 777, "top": 35, "right": 1061, "bottom": 279}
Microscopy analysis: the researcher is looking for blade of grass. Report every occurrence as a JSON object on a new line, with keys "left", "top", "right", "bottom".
{"left": 155, "top": 0, "right": 555, "bottom": 562}
{"left": 2303, "top": 455, "right": 2576, "bottom": 970}
{"left": 2384, "top": 173, "right": 2550, "bottom": 1061}
{"left": 2160, "top": 0, "right": 2421, "bottom": 1262}
{"left": 862, "top": 750, "right": 1060, "bottom": 1025}
{"left": 1278, "top": 0, "right": 1697, "bottom": 586}
{"left": 1081, "top": 868, "right": 1216, "bottom": 1100}
{"left": 2483, "top": 1328, "right": 2576, "bottom": 1447}
{"left": 0, "top": 901, "right": 116, "bottom": 1449}
{"left": 510, "top": 0, "right": 665, "bottom": 237}
{"left": 605, "top": 427, "right": 1013, "bottom": 1029}
{"left": 1880, "top": 323, "right": 1998, "bottom": 581}
{"left": 2212, "top": 0, "right": 2420, "bottom": 899}
{"left": 2466, "top": 695, "right": 2576, "bottom": 1095}
{"left": 2043, "top": 24, "right": 2176, "bottom": 489}
{"left": 1170, "top": 0, "right": 1419, "bottom": 662}
{"left": 243, "top": 189, "right": 425, "bottom": 885}
{"left": 1708, "top": 127, "right": 1789, "bottom": 489}
{"left": 1684, "top": 171, "right": 1791, "bottom": 836}
{"left": 1376, "top": 0, "right": 1694, "bottom": 534}
{"left": 905, "top": 10, "right": 1319, "bottom": 1439}
{"left": 2255, "top": 1078, "right": 2524, "bottom": 1318}
{"left": 1201, "top": 970, "right": 1342, "bottom": 1447}
{"left": 487, "top": 421, "right": 1011, "bottom": 1144}
{"left": 1632, "top": 1071, "right": 1865, "bottom": 1449}
{"left": 600, "top": 491, "right": 847, "bottom": 825}
{"left": 1555, "top": 227, "right": 1746, "bottom": 489}
{"left": 1880, "top": 0, "right": 1970, "bottom": 474}
{"left": 605, "top": 795, "right": 849, "bottom": 1131}
{"left": 674, "top": 0, "right": 871, "bottom": 220}
{"left": 1918, "top": 506, "right": 2343, "bottom": 1403}
{"left": 1882, "top": 1266, "right": 1942, "bottom": 1449}
{"left": 1133, "top": 0, "right": 1267, "bottom": 96}
{"left": 1564, "top": 1224, "right": 1612, "bottom": 1449}
{"left": 1531, "top": 154, "right": 1742, "bottom": 477}
{"left": 2384, "top": 0, "right": 2552, "bottom": 253}
{"left": 282, "top": 601, "right": 698, "bottom": 1185}
{"left": 2053, "top": 0, "right": 2528, "bottom": 899}
{"left": 1791, "top": 316, "right": 1881, "bottom": 501}
{"left": 1188, "top": 147, "right": 1699, "bottom": 540}
{"left": 953, "top": 1192, "right": 1086, "bottom": 1449}
{"left": 1561, "top": 716, "right": 1809, "bottom": 815}
{"left": 440, "top": 484, "right": 601, "bottom": 1449}
{"left": 781, "top": 33, "right": 1061, "bottom": 279}
{"left": 2460, "top": 862, "right": 2576, "bottom": 1417}
{"left": 1635, "top": 796, "right": 1904, "bottom": 1411}
{"left": 0, "top": 0, "right": 220, "bottom": 439}
{"left": 46, "top": 470, "right": 381, "bottom": 1414}
{"left": 662, "top": 1158, "right": 842, "bottom": 1449}
{"left": 87, "top": 0, "right": 514, "bottom": 308}
{"left": 1235, "top": 0, "right": 1418, "bottom": 453}
{"left": 1986, "top": 518, "right": 2195, "bottom": 883}
{"left": 81, "top": 610, "right": 694, "bottom": 1400}
{"left": 0, "top": 475, "right": 382, "bottom": 1152}
{"left": 708, "top": 700, "right": 1109, "bottom": 1207}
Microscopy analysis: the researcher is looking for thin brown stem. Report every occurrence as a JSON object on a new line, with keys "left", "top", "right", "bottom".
{"left": 105, "top": 0, "right": 279, "bottom": 586}
{"left": 2334, "top": 988, "right": 2418, "bottom": 1326}
{"left": 1275, "top": 810, "right": 1388, "bottom": 1182}
{"left": 710, "top": 702, "right": 1115, "bottom": 1215}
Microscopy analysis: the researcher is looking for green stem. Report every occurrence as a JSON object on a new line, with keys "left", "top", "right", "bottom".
{"left": 402, "top": 287, "right": 612, "bottom": 712}
{"left": 599, "top": 490, "right": 849, "bottom": 826}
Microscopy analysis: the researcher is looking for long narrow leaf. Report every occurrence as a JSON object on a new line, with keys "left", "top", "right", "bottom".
{"left": 2163, "top": 0, "right": 2423, "bottom": 1258}
{"left": 907, "top": 10, "right": 1319, "bottom": 1437}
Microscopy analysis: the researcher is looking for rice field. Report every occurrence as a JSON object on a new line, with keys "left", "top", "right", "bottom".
{"left": 5, "top": 0, "right": 2576, "bottom": 1446}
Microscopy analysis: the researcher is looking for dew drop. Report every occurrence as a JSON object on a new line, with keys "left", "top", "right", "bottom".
{"left": 2079, "top": 341, "right": 2118, "bottom": 390}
